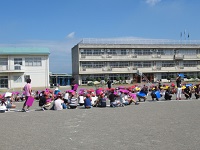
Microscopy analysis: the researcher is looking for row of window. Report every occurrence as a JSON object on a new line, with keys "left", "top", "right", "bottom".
{"left": 81, "top": 72, "right": 200, "bottom": 84}
{"left": 0, "top": 58, "right": 42, "bottom": 66}
{"left": 81, "top": 74, "right": 129, "bottom": 84}
{"left": 80, "top": 49, "right": 200, "bottom": 56}
{"left": 0, "top": 75, "right": 30, "bottom": 88}
{"left": 81, "top": 61, "right": 198, "bottom": 68}
{"left": 161, "top": 72, "right": 200, "bottom": 79}
{"left": 13, "top": 75, "right": 30, "bottom": 83}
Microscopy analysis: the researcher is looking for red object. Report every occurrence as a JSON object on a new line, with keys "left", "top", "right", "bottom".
{"left": 89, "top": 89, "right": 94, "bottom": 92}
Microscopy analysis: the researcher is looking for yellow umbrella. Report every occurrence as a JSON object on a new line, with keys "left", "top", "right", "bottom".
{"left": 182, "top": 86, "right": 186, "bottom": 89}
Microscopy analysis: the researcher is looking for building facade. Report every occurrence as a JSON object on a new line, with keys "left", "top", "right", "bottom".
{"left": 0, "top": 47, "right": 50, "bottom": 89}
{"left": 49, "top": 73, "right": 72, "bottom": 87}
{"left": 72, "top": 39, "right": 200, "bottom": 85}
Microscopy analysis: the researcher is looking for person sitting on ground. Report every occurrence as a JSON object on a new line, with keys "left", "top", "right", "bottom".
{"left": 164, "top": 87, "right": 172, "bottom": 100}
{"left": 184, "top": 85, "right": 192, "bottom": 99}
{"left": 84, "top": 94, "right": 92, "bottom": 109}
{"left": 126, "top": 93, "right": 139, "bottom": 105}
{"left": 15, "top": 93, "right": 21, "bottom": 102}
{"left": 63, "top": 90, "right": 69, "bottom": 104}
{"left": 108, "top": 89, "right": 118, "bottom": 107}
{"left": 49, "top": 90, "right": 55, "bottom": 101}
{"left": 54, "top": 87, "right": 60, "bottom": 95}
{"left": 78, "top": 92, "right": 84, "bottom": 106}
{"left": 121, "top": 91, "right": 130, "bottom": 106}
{"left": 137, "top": 86, "right": 148, "bottom": 102}
{"left": 4, "top": 93, "right": 16, "bottom": 111}
{"left": 91, "top": 93, "right": 98, "bottom": 106}
{"left": 95, "top": 92, "right": 107, "bottom": 107}
{"left": 195, "top": 84, "right": 200, "bottom": 99}
{"left": 34, "top": 91, "right": 40, "bottom": 100}
{"left": 39, "top": 92, "right": 48, "bottom": 111}
{"left": 54, "top": 93, "right": 66, "bottom": 110}
{"left": 151, "top": 86, "right": 160, "bottom": 101}
{"left": 114, "top": 88, "right": 123, "bottom": 106}
{"left": 68, "top": 92, "right": 78, "bottom": 109}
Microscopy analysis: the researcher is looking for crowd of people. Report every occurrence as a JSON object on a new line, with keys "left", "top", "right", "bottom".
{"left": 0, "top": 75, "right": 200, "bottom": 113}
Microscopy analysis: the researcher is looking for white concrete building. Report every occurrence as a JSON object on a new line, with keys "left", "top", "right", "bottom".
{"left": 72, "top": 38, "right": 200, "bottom": 85}
{"left": 0, "top": 47, "right": 50, "bottom": 89}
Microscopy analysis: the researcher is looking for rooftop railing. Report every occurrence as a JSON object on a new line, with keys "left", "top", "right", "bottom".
{"left": 79, "top": 38, "right": 200, "bottom": 45}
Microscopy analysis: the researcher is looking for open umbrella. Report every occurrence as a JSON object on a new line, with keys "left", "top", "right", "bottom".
{"left": 68, "top": 90, "right": 75, "bottom": 93}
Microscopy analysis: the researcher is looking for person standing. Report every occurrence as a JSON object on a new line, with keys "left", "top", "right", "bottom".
{"left": 107, "top": 79, "right": 112, "bottom": 89}
{"left": 176, "top": 75, "right": 182, "bottom": 100}
{"left": 70, "top": 77, "right": 75, "bottom": 90}
{"left": 22, "top": 78, "right": 32, "bottom": 112}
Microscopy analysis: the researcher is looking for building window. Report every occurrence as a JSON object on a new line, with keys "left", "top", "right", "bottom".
{"left": 81, "top": 62, "right": 93, "bottom": 68}
{"left": 14, "top": 58, "right": 22, "bottom": 65}
{"left": 135, "top": 49, "right": 142, "bottom": 55}
{"left": 120, "top": 49, "right": 127, "bottom": 55}
{"left": 143, "top": 49, "right": 151, "bottom": 55}
{"left": 162, "top": 61, "right": 175, "bottom": 67}
{"left": 0, "top": 58, "right": 8, "bottom": 65}
{"left": 93, "top": 49, "right": 102, "bottom": 55}
{"left": 0, "top": 76, "right": 8, "bottom": 88}
{"left": 110, "top": 62, "right": 129, "bottom": 68}
{"left": 161, "top": 73, "right": 174, "bottom": 79}
{"left": 93, "top": 62, "right": 104, "bottom": 68}
{"left": 197, "top": 49, "right": 200, "bottom": 54}
{"left": 107, "top": 49, "right": 117, "bottom": 55}
{"left": 183, "top": 61, "right": 197, "bottom": 67}
{"left": 133, "top": 62, "right": 142, "bottom": 67}
{"left": 143, "top": 61, "right": 152, "bottom": 67}
{"left": 81, "top": 62, "right": 104, "bottom": 68}
{"left": 81, "top": 49, "right": 93, "bottom": 55}
{"left": 25, "top": 58, "right": 42, "bottom": 66}
{"left": 13, "top": 76, "right": 22, "bottom": 83}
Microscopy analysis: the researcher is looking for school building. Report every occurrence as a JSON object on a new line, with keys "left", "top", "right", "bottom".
{"left": 0, "top": 47, "right": 50, "bottom": 89}
{"left": 71, "top": 38, "right": 200, "bottom": 85}
{"left": 49, "top": 73, "right": 72, "bottom": 87}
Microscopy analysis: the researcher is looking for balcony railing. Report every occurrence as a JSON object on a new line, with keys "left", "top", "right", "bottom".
{"left": 0, "top": 65, "right": 25, "bottom": 72}
{"left": 152, "top": 66, "right": 162, "bottom": 70}
{"left": 174, "top": 54, "right": 184, "bottom": 60}
{"left": 152, "top": 55, "right": 161, "bottom": 58}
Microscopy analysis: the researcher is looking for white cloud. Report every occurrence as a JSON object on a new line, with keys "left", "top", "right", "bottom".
{"left": 145, "top": 0, "right": 161, "bottom": 6}
{"left": 66, "top": 32, "right": 75, "bottom": 38}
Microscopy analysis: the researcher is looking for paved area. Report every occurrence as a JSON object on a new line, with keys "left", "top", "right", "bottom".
{"left": 1, "top": 92, "right": 200, "bottom": 150}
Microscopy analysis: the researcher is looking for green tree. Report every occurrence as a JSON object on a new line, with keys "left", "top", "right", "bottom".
{"left": 104, "top": 77, "right": 108, "bottom": 82}
{"left": 120, "top": 76, "right": 125, "bottom": 83}
{"left": 97, "top": 77, "right": 101, "bottom": 82}
{"left": 187, "top": 76, "right": 191, "bottom": 79}
{"left": 116, "top": 76, "right": 120, "bottom": 81}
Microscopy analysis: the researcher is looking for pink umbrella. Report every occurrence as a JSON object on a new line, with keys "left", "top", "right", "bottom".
{"left": 68, "top": 90, "right": 74, "bottom": 93}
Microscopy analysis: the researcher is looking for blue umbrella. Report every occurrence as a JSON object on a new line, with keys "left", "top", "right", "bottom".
{"left": 178, "top": 74, "right": 185, "bottom": 78}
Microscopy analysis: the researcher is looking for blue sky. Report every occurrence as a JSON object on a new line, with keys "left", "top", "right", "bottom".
{"left": 0, "top": 0, "right": 199, "bottom": 73}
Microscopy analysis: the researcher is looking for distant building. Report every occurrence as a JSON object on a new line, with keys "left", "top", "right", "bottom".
{"left": 49, "top": 73, "right": 72, "bottom": 87}
{"left": 72, "top": 38, "right": 200, "bottom": 85}
{"left": 0, "top": 47, "right": 50, "bottom": 89}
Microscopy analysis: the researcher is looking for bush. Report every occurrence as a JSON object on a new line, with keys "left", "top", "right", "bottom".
{"left": 167, "top": 76, "right": 171, "bottom": 80}
{"left": 187, "top": 76, "right": 191, "bottom": 79}
{"left": 87, "top": 82, "right": 94, "bottom": 86}
{"left": 97, "top": 78, "right": 101, "bottom": 82}
{"left": 116, "top": 77, "right": 120, "bottom": 81}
